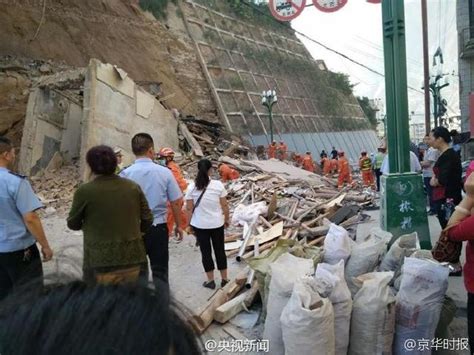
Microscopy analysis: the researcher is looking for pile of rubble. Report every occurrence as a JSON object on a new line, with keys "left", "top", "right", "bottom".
{"left": 178, "top": 116, "right": 253, "bottom": 161}
{"left": 30, "top": 160, "right": 80, "bottom": 216}
{"left": 187, "top": 157, "right": 376, "bottom": 334}
{"left": 187, "top": 157, "right": 453, "bottom": 355}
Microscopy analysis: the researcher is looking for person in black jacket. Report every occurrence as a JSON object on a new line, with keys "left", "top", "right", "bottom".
{"left": 430, "top": 126, "right": 463, "bottom": 275}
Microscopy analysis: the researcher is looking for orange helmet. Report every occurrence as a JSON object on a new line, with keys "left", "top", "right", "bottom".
{"left": 159, "top": 147, "right": 175, "bottom": 157}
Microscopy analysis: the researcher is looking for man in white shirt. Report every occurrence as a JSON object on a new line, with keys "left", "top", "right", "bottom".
{"left": 380, "top": 150, "right": 422, "bottom": 175}
{"left": 420, "top": 135, "right": 440, "bottom": 214}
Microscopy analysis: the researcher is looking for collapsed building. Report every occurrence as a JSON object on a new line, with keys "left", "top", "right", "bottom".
{"left": 18, "top": 60, "right": 179, "bottom": 178}
{"left": 0, "top": 0, "right": 381, "bottom": 172}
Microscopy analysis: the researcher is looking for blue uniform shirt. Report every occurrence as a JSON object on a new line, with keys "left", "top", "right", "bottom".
{"left": 0, "top": 167, "right": 42, "bottom": 252}
{"left": 120, "top": 158, "right": 182, "bottom": 225}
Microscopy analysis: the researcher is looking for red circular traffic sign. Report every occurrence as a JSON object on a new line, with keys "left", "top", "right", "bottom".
{"left": 268, "top": 0, "right": 307, "bottom": 21}
{"left": 312, "top": 0, "right": 348, "bottom": 13}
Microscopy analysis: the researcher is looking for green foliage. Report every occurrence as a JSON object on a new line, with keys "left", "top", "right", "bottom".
{"left": 228, "top": 76, "right": 245, "bottom": 90}
{"left": 203, "top": 29, "right": 219, "bottom": 44}
{"left": 139, "top": 0, "right": 177, "bottom": 19}
{"left": 217, "top": 0, "right": 292, "bottom": 32}
{"left": 357, "top": 96, "right": 378, "bottom": 128}
{"left": 327, "top": 72, "right": 353, "bottom": 96}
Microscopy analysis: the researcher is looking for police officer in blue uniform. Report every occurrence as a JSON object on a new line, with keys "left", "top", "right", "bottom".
{"left": 0, "top": 136, "right": 53, "bottom": 299}
{"left": 120, "top": 133, "right": 183, "bottom": 287}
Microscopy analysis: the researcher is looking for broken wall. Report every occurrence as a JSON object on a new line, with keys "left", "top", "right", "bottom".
{"left": 81, "top": 59, "right": 179, "bottom": 178}
{"left": 19, "top": 86, "right": 82, "bottom": 175}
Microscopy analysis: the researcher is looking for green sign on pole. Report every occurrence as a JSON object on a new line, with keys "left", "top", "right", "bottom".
{"left": 380, "top": 0, "right": 431, "bottom": 249}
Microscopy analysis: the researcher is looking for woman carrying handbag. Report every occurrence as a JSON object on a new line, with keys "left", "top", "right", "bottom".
{"left": 185, "top": 159, "right": 230, "bottom": 290}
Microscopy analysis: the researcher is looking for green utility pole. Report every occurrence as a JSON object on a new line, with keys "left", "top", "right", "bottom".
{"left": 380, "top": 0, "right": 431, "bottom": 249}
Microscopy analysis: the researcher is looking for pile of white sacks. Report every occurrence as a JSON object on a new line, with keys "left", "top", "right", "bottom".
{"left": 262, "top": 224, "right": 450, "bottom": 355}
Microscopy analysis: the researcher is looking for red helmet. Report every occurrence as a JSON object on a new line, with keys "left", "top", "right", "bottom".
{"left": 338, "top": 151, "right": 345, "bottom": 156}
{"left": 159, "top": 147, "right": 175, "bottom": 157}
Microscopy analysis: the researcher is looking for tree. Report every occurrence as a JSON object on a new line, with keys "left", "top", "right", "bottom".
{"left": 357, "top": 96, "right": 378, "bottom": 129}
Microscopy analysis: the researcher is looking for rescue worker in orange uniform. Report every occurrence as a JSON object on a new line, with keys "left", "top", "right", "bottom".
{"left": 292, "top": 153, "right": 303, "bottom": 167}
{"left": 159, "top": 148, "right": 188, "bottom": 238}
{"left": 268, "top": 141, "right": 277, "bottom": 159}
{"left": 321, "top": 153, "right": 331, "bottom": 176}
{"left": 302, "top": 151, "right": 316, "bottom": 173}
{"left": 337, "top": 151, "right": 353, "bottom": 189}
{"left": 359, "top": 151, "right": 375, "bottom": 189}
{"left": 277, "top": 141, "right": 288, "bottom": 161}
{"left": 218, "top": 163, "right": 240, "bottom": 182}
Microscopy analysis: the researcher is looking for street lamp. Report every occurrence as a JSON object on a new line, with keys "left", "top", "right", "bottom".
{"left": 428, "top": 74, "right": 449, "bottom": 127}
{"left": 261, "top": 90, "right": 277, "bottom": 142}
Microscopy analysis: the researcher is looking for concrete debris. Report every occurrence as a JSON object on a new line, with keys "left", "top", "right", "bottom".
{"left": 31, "top": 163, "right": 80, "bottom": 216}
{"left": 184, "top": 155, "right": 376, "bottom": 334}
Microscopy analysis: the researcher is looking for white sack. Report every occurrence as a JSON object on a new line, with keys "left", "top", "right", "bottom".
{"left": 323, "top": 223, "right": 354, "bottom": 265}
{"left": 393, "top": 257, "right": 449, "bottom": 355}
{"left": 379, "top": 232, "right": 419, "bottom": 272}
{"left": 231, "top": 201, "right": 267, "bottom": 225}
{"left": 281, "top": 277, "right": 335, "bottom": 355}
{"left": 349, "top": 272, "right": 396, "bottom": 355}
{"left": 315, "top": 260, "right": 352, "bottom": 355}
{"left": 263, "top": 253, "right": 314, "bottom": 355}
{"left": 345, "top": 228, "right": 391, "bottom": 296}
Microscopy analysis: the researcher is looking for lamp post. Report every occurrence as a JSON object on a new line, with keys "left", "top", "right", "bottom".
{"left": 428, "top": 74, "right": 450, "bottom": 127}
{"left": 261, "top": 90, "right": 278, "bottom": 143}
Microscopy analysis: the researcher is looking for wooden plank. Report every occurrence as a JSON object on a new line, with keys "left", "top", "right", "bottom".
{"left": 225, "top": 240, "right": 242, "bottom": 251}
{"left": 214, "top": 282, "right": 259, "bottom": 324}
{"left": 267, "top": 193, "right": 277, "bottom": 220}
{"left": 214, "top": 293, "right": 247, "bottom": 324}
{"left": 178, "top": 122, "right": 204, "bottom": 157}
{"left": 192, "top": 132, "right": 214, "bottom": 145}
{"left": 319, "top": 193, "right": 346, "bottom": 211}
{"left": 225, "top": 222, "right": 284, "bottom": 251}
{"left": 188, "top": 272, "right": 247, "bottom": 334}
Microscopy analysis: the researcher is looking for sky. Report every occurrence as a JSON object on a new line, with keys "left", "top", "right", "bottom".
{"left": 290, "top": 0, "right": 459, "bottom": 125}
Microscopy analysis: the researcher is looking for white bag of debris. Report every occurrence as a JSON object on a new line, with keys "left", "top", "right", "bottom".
{"left": 379, "top": 232, "right": 419, "bottom": 272}
{"left": 345, "top": 228, "right": 391, "bottom": 296}
{"left": 281, "top": 277, "right": 335, "bottom": 355}
{"left": 263, "top": 253, "right": 315, "bottom": 355}
{"left": 393, "top": 257, "right": 449, "bottom": 355}
{"left": 355, "top": 226, "right": 392, "bottom": 243}
{"left": 323, "top": 223, "right": 354, "bottom": 265}
{"left": 231, "top": 202, "right": 267, "bottom": 225}
{"left": 349, "top": 272, "right": 396, "bottom": 355}
{"left": 315, "top": 260, "right": 352, "bottom": 355}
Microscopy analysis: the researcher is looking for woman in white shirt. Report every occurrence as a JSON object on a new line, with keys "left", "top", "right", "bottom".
{"left": 185, "top": 159, "right": 230, "bottom": 290}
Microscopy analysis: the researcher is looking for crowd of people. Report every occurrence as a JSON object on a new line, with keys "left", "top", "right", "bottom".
{"left": 0, "top": 133, "right": 234, "bottom": 296}
{"left": 266, "top": 140, "right": 387, "bottom": 190}
{"left": 2, "top": 126, "right": 474, "bottom": 351}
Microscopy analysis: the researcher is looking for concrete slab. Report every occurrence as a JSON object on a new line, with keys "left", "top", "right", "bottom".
{"left": 96, "top": 62, "right": 135, "bottom": 98}
{"left": 19, "top": 88, "right": 82, "bottom": 175}
{"left": 81, "top": 59, "right": 179, "bottom": 177}
{"left": 244, "top": 159, "right": 322, "bottom": 184}
{"left": 136, "top": 89, "right": 155, "bottom": 119}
